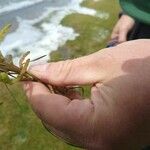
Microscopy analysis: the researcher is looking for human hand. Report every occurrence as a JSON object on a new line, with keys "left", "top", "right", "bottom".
{"left": 110, "top": 15, "right": 135, "bottom": 44}
{"left": 23, "top": 39, "right": 150, "bottom": 150}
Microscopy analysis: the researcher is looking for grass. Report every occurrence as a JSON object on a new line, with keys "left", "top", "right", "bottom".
{"left": 0, "top": 83, "right": 79, "bottom": 150}
{"left": 50, "top": 0, "right": 120, "bottom": 61}
{"left": 0, "top": 0, "right": 120, "bottom": 149}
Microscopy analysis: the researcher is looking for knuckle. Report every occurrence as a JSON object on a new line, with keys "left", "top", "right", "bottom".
{"left": 49, "top": 60, "right": 73, "bottom": 85}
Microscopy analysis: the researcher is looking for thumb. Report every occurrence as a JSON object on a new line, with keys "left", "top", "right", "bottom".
{"left": 29, "top": 50, "right": 112, "bottom": 86}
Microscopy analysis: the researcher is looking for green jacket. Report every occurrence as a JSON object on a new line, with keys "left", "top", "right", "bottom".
{"left": 120, "top": 0, "right": 150, "bottom": 24}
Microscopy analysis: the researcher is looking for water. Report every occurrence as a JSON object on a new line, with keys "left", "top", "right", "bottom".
{"left": 0, "top": 0, "right": 109, "bottom": 64}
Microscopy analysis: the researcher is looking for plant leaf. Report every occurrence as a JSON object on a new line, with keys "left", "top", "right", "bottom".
{"left": 5, "top": 54, "right": 13, "bottom": 64}
{"left": 0, "top": 24, "right": 11, "bottom": 42}
{"left": 19, "top": 51, "right": 30, "bottom": 68}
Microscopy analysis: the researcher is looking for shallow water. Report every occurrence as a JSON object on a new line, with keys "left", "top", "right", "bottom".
{"left": 0, "top": 0, "right": 109, "bottom": 64}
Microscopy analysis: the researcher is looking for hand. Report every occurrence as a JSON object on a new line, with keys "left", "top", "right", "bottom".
{"left": 110, "top": 15, "right": 135, "bottom": 44}
{"left": 23, "top": 39, "right": 150, "bottom": 150}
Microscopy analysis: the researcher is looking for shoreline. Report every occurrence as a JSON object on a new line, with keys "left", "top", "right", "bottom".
{"left": 0, "top": 0, "right": 69, "bottom": 30}
{"left": 50, "top": 0, "right": 120, "bottom": 61}
{"left": 0, "top": 0, "right": 110, "bottom": 64}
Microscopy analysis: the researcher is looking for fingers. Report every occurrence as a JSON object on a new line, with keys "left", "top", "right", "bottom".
{"left": 23, "top": 81, "right": 71, "bottom": 127}
{"left": 64, "top": 88, "right": 83, "bottom": 100}
{"left": 29, "top": 50, "right": 111, "bottom": 86}
{"left": 110, "top": 15, "right": 135, "bottom": 45}
{"left": 23, "top": 81, "right": 95, "bottom": 137}
{"left": 110, "top": 28, "right": 128, "bottom": 45}
{"left": 118, "top": 29, "right": 128, "bottom": 43}
{"left": 111, "top": 29, "right": 118, "bottom": 41}
{"left": 111, "top": 26, "right": 128, "bottom": 43}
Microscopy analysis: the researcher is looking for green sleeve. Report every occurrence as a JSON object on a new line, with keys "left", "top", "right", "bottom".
{"left": 119, "top": 0, "right": 150, "bottom": 24}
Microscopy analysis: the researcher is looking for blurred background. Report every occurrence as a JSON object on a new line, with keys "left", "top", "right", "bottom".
{"left": 0, "top": 0, "right": 120, "bottom": 149}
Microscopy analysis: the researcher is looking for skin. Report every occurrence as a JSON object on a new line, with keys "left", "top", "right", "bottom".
{"left": 111, "top": 15, "right": 135, "bottom": 44}
{"left": 23, "top": 39, "right": 150, "bottom": 150}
